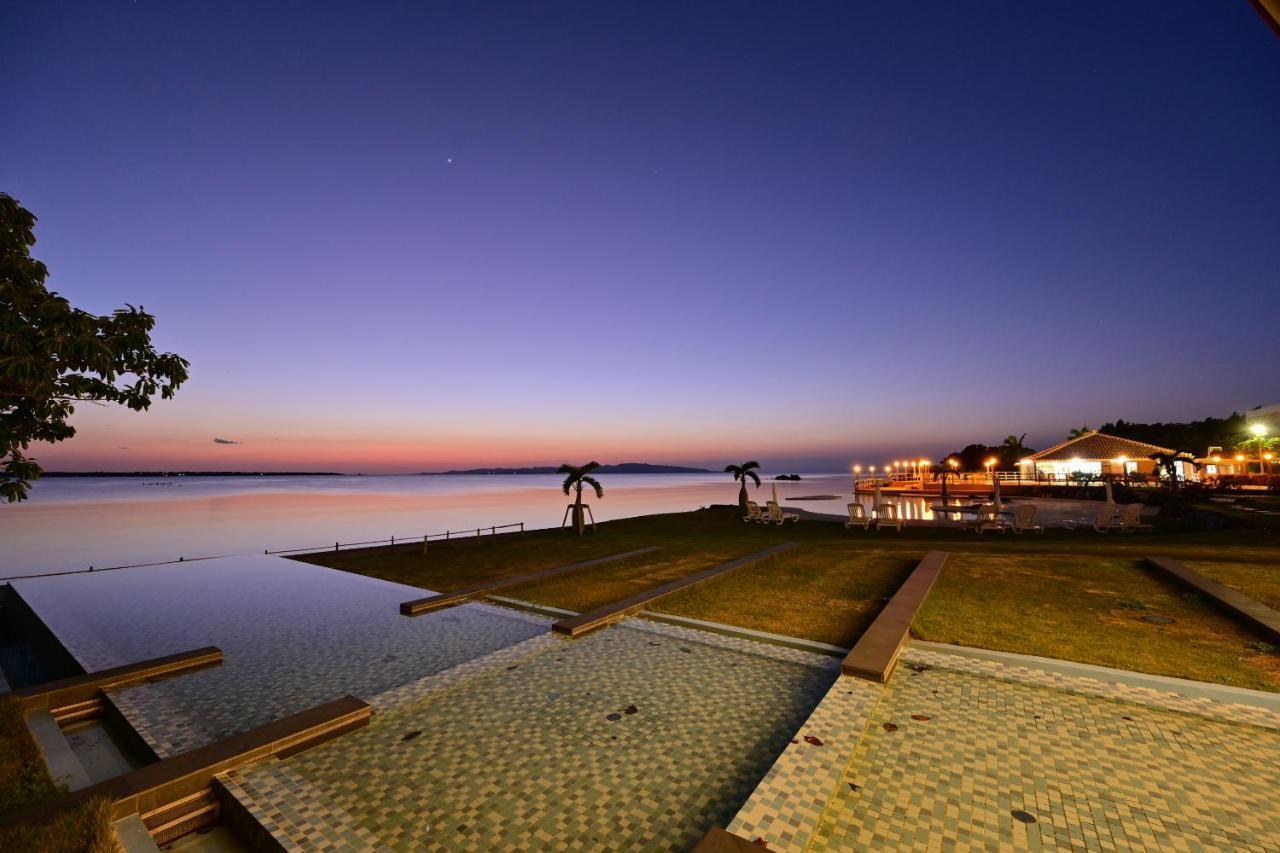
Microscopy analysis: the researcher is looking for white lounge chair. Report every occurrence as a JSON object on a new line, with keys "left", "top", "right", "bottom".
{"left": 762, "top": 501, "right": 799, "bottom": 525}
{"left": 1067, "top": 505, "right": 1120, "bottom": 533}
{"left": 1117, "top": 503, "right": 1153, "bottom": 533}
{"left": 845, "top": 502, "right": 871, "bottom": 530}
{"left": 873, "top": 503, "right": 903, "bottom": 532}
{"left": 743, "top": 501, "right": 763, "bottom": 523}
{"left": 973, "top": 505, "right": 1005, "bottom": 534}
{"left": 1011, "top": 504, "right": 1042, "bottom": 534}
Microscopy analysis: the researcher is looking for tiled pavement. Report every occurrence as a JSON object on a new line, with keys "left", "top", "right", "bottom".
{"left": 224, "top": 618, "right": 839, "bottom": 851}
{"left": 811, "top": 659, "right": 1280, "bottom": 851}
{"left": 726, "top": 646, "right": 1280, "bottom": 852}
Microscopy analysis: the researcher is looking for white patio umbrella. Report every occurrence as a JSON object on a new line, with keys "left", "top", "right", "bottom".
{"left": 1104, "top": 479, "right": 1115, "bottom": 504}
{"left": 991, "top": 477, "right": 1003, "bottom": 512}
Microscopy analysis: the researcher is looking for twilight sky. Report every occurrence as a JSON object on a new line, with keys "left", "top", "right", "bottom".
{"left": 3, "top": 2, "right": 1278, "bottom": 472}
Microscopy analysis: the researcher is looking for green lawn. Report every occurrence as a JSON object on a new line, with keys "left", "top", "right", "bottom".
{"left": 300, "top": 506, "right": 1280, "bottom": 691}
{"left": 0, "top": 695, "right": 114, "bottom": 851}
{"left": 1184, "top": 559, "right": 1280, "bottom": 612}
{"left": 913, "top": 554, "right": 1278, "bottom": 691}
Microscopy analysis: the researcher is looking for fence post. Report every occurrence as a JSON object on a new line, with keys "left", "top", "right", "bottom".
{"left": 520, "top": 522, "right": 525, "bottom": 535}
{"left": 390, "top": 535, "right": 395, "bottom": 552}
{"left": 335, "top": 542, "right": 339, "bottom": 553}
{"left": 476, "top": 528, "right": 481, "bottom": 544}
{"left": 422, "top": 534, "right": 429, "bottom": 554}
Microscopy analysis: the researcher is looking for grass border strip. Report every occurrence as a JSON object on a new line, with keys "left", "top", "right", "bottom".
{"left": 1146, "top": 556, "right": 1280, "bottom": 642}
{"left": 842, "top": 550, "right": 948, "bottom": 682}
{"left": 399, "top": 546, "right": 660, "bottom": 615}
{"left": 552, "top": 543, "right": 799, "bottom": 638}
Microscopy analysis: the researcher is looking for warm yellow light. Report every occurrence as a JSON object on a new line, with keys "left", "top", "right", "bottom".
{"left": 919, "top": 458, "right": 929, "bottom": 465}
{"left": 1114, "top": 456, "right": 1127, "bottom": 464}
{"left": 1236, "top": 454, "right": 1245, "bottom": 462}
{"left": 1266, "top": 453, "right": 1275, "bottom": 461}
{"left": 869, "top": 465, "right": 876, "bottom": 473}
{"left": 1212, "top": 456, "right": 1221, "bottom": 462}
{"left": 853, "top": 465, "right": 861, "bottom": 473}
{"left": 985, "top": 457, "right": 997, "bottom": 467}
{"left": 1251, "top": 423, "right": 1268, "bottom": 437}
{"left": 948, "top": 459, "right": 959, "bottom": 468}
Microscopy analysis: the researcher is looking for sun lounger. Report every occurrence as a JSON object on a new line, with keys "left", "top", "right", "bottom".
{"left": 743, "top": 501, "right": 763, "bottom": 523}
{"left": 1011, "top": 503, "right": 1042, "bottom": 534}
{"left": 845, "top": 502, "right": 871, "bottom": 530}
{"left": 762, "top": 500, "right": 799, "bottom": 525}
{"left": 1117, "top": 503, "right": 1153, "bottom": 532}
{"left": 1066, "top": 505, "right": 1120, "bottom": 533}
{"left": 873, "top": 503, "right": 903, "bottom": 532}
{"left": 973, "top": 505, "right": 1005, "bottom": 534}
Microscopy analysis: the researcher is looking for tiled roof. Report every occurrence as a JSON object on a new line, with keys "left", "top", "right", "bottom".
{"left": 1024, "top": 431, "right": 1173, "bottom": 462}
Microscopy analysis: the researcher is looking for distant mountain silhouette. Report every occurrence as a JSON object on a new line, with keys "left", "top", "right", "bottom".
{"left": 425, "top": 462, "right": 712, "bottom": 475}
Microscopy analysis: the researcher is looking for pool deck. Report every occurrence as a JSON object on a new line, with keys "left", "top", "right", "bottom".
{"left": 10, "top": 552, "right": 1280, "bottom": 851}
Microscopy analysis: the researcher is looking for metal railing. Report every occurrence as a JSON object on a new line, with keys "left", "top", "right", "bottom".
{"left": 264, "top": 522, "right": 526, "bottom": 555}
{"left": 2, "top": 522, "right": 529, "bottom": 581}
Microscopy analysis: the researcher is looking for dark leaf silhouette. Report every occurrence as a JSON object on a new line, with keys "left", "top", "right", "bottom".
{"left": 624, "top": 704, "right": 638, "bottom": 715}
{"left": 911, "top": 714, "right": 931, "bottom": 721}
{"left": 882, "top": 722, "right": 898, "bottom": 732}
{"left": 401, "top": 730, "right": 422, "bottom": 741}
{"left": 803, "top": 735, "right": 824, "bottom": 746}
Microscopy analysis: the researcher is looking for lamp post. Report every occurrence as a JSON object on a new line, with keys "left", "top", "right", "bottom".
{"left": 1251, "top": 423, "right": 1270, "bottom": 476}
{"left": 984, "top": 456, "right": 997, "bottom": 483}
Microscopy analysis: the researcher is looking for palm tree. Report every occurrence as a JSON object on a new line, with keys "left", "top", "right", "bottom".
{"left": 1149, "top": 451, "right": 1200, "bottom": 493}
{"left": 559, "top": 461, "right": 604, "bottom": 535}
{"left": 1068, "top": 425, "right": 1092, "bottom": 439}
{"left": 1000, "top": 433, "right": 1031, "bottom": 468}
{"left": 930, "top": 463, "right": 962, "bottom": 502}
{"left": 724, "top": 461, "right": 762, "bottom": 513}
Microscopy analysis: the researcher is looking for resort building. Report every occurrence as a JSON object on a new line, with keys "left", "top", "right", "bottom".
{"left": 1017, "top": 431, "right": 1176, "bottom": 481}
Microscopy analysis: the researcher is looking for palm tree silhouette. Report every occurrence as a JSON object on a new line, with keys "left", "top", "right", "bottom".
{"left": 724, "top": 461, "right": 762, "bottom": 513}
{"left": 1068, "top": 426, "right": 1093, "bottom": 439}
{"left": 931, "top": 463, "right": 962, "bottom": 502}
{"left": 1149, "top": 451, "right": 1200, "bottom": 493}
{"left": 559, "top": 462, "right": 603, "bottom": 535}
{"left": 1001, "top": 433, "right": 1029, "bottom": 460}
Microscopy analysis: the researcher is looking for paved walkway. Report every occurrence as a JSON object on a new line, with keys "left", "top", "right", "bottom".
{"left": 812, "top": 661, "right": 1280, "bottom": 850}
{"left": 223, "top": 618, "right": 838, "bottom": 851}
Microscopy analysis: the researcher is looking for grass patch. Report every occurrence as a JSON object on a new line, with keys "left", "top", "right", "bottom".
{"left": 655, "top": 545, "right": 916, "bottom": 647}
{"left": 0, "top": 695, "right": 62, "bottom": 817}
{"left": 300, "top": 506, "right": 1280, "bottom": 691}
{"left": 0, "top": 795, "right": 117, "bottom": 853}
{"left": 0, "top": 695, "right": 116, "bottom": 850}
{"left": 914, "top": 554, "right": 1279, "bottom": 691}
{"left": 1184, "top": 560, "right": 1280, "bottom": 612}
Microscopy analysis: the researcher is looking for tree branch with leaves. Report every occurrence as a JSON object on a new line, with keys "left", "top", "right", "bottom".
{"left": 1, "top": 194, "right": 189, "bottom": 502}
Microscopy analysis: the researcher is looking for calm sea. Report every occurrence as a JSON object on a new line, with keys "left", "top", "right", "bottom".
{"left": 0, "top": 473, "right": 854, "bottom": 578}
